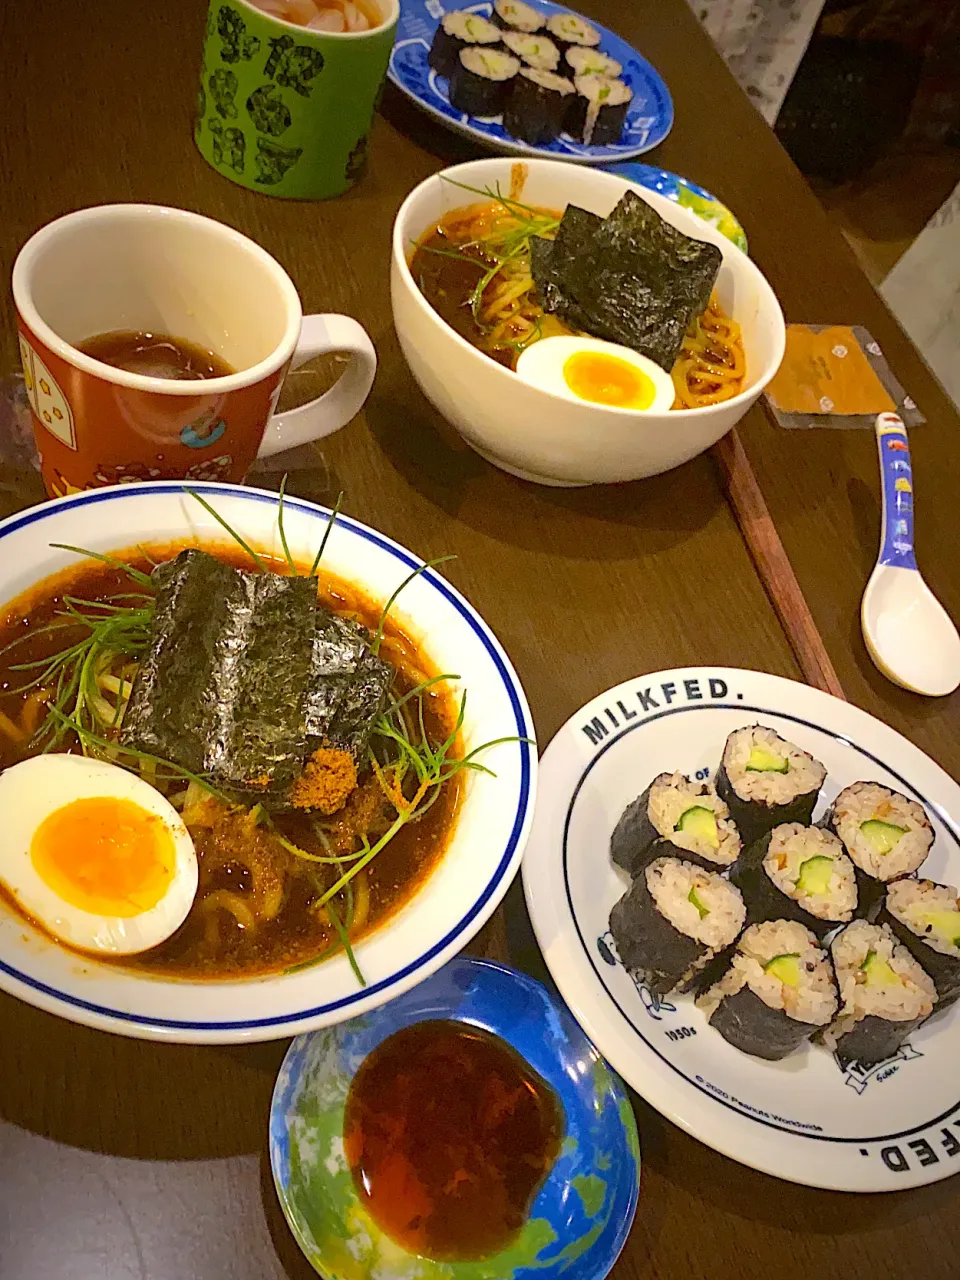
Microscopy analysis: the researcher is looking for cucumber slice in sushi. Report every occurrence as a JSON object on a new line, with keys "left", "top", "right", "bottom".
{"left": 697, "top": 920, "right": 837, "bottom": 1061}
{"left": 879, "top": 879, "right": 960, "bottom": 1010}
{"left": 715, "top": 725, "right": 826, "bottom": 846}
{"left": 821, "top": 920, "right": 936, "bottom": 1069}
{"left": 729, "top": 823, "right": 856, "bottom": 939}
{"left": 610, "top": 856, "right": 745, "bottom": 997}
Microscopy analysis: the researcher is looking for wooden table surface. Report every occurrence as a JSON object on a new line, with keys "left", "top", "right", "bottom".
{"left": 0, "top": 1, "right": 958, "bottom": 1276}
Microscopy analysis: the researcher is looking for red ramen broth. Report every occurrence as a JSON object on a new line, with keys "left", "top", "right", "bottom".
{"left": 343, "top": 1020, "right": 565, "bottom": 1261}
{"left": 0, "top": 544, "right": 462, "bottom": 978}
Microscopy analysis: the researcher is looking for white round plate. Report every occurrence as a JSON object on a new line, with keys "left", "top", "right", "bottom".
{"left": 522, "top": 667, "right": 960, "bottom": 1191}
{"left": 0, "top": 482, "right": 536, "bottom": 1043}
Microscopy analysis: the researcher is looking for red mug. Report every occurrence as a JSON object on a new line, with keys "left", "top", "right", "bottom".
{"left": 12, "top": 204, "right": 377, "bottom": 496}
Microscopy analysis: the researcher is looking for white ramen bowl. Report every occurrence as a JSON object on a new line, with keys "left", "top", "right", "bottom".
{"left": 391, "top": 158, "right": 785, "bottom": 486}
{"left": 0, "top": 483, "right": 536, "bottom": 1043}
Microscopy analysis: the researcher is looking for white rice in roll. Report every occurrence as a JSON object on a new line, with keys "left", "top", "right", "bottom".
{"left": 829, "top": 782, "right": 933, "bottom": 881}
{"left": 763, "top": 824, "right": 856, "bottom": 922}
{"left": 647, "top": 857, "right": 745, "bottom": 951}
{"left": 646, "top": 772, "right": 741, "bottom": 866}
{"left": 698, "top": 920, "right": 837, "bottom": 1025}
{"left": 722, "top": 726, "right": 826, "bottom": 806}
{"left": 822, "top": 920, "right": 936, "bottom": 1048}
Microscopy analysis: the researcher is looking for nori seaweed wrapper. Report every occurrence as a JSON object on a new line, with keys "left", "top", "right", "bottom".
{"left": 849, "top": 865, "right": 886, "bottom": 922}
{"left": 502, "top": 70, "right": 571, "bottom": 145}
{"left": 122, "top": 550, "right": 316, "bottom": 798}
{"left": 530, "top": 190, "right": 722, "bottom": 371}
{"left": 303, "top": 610, "right": 392, "bottom": 760}
{"left": 709, "top": 984, "right": 817, "bottom": 1060}
{"left": 610, "top": 785, "right": 659, "bottom": 876}
{"left": 729, "top": 832, "right": 840, "bottom": 940}
{"left": 877, "top": 904, "right": 960, "bottom": 1011}
{"left": 609, "top": 872, "right": 704, "bottom": 997}
{"left": 715, "top": 763, "right": 819, "bottom": 846}
{"left": 824, "top": 1012, "right": 928, "bottom": 1070}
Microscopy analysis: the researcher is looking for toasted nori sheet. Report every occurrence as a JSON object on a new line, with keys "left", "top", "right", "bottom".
{"left": 609, "top": 872, "right": 704, "bottom": 997}
{"left": 530, "top": 191, "right": 722, "bottom": 370}
{"left": 709, "top": 984, "right": 816, "bottom": 1060}
{"left": 877, "top": 903, "right": 960, "bottom": 1011}
{"left": 302, "top": 610, "right": 392, "bottom": 761}
{"left": 729, "top": 831, "right": 842, "bottom": 940}
{"left": 824, "top": 1012, "right": 928, "bottom": 1071}
{"left": 121, "top": 550, "right": 316, "bottom": 798}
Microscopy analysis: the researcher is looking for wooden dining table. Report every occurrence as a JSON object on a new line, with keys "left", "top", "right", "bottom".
{"left": 1, "top": 0, "right": 958, "bottom": 1276}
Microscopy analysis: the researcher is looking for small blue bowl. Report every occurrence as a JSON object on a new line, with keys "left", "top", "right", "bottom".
{"left": 270, "top": 956, "right": 641, "bottom": 1280}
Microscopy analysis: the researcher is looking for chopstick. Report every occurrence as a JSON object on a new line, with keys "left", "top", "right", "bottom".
{"left": 713, "top": 429, "right": 847, "bottom": 702}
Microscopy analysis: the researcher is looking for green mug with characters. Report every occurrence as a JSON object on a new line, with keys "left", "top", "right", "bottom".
{"left": 195, "top": 0, "right": 398, "bottom": 199}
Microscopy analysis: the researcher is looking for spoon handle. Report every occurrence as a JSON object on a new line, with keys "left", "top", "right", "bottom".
{"left": 875, "top": 412, "right": 918, "bottom": 572}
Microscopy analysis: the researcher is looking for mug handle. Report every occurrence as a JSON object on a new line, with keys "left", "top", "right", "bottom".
{"left": 256, "top": 313, "right": 376, "bottom": 459}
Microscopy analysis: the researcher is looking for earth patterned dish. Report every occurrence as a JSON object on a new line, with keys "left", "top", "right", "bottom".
{"left": 603, "top": 162, "right": 748, "bottom": 253}
{"left": 522, "top": 667, "right": 960, "bottom": 1192}
{"left": 388, "top": 0, "right": 672, "bottom": 162}
{"left": 269, "top": 956, "right": 641, "bottom": 1279}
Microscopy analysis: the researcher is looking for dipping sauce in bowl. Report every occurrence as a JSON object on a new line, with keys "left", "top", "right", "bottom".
{"left": 343, "top": 1018, "right": 565, "bottom": 1261}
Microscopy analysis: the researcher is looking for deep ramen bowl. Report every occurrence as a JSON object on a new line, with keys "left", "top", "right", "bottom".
{"left": 270, "top": 955, "right": 641, "bottom": 1280}
{"left": 391, "top": 158, "right": 785, "bottom": 486}
{"left": 0, "top": 482, "right": 536, "bottom": 1043}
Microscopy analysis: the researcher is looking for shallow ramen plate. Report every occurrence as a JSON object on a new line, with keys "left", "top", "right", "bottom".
{"left": 522, "top": 667, "right": 960, "bottom": 1191}
{"left": 389, "top": 0, "right": 673, "bottom": 162}
{"left": 0, "top": 482, "right": 536, "bottom": 1043}
{"left": 270, "top": 955, "right": 640, "bottom": 1280}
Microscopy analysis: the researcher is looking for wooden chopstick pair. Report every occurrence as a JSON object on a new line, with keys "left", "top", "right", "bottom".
{"left": 713, "top": 429, "right": 847, "bottom": 702}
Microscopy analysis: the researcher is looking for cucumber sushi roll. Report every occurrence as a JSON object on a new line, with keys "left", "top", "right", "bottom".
{"left": 502, "top": 31, "right": 562, "bottom": 72}
{"left": 565, "top": 74, "right": 633, "bottom": 146}
{"left": 730, "top": 823, "right": 857, "bottom": 939}
{"left": 697, "top": 921, "right": 838, "bottom": 1060}
{"left": 449, "top": 47, "right": 521, "bottom": 117}
{"left": 821, "top": 920, "right": 937, "bottom": 1069}
{"left": 428, "top": 12, "right": 502, "bottom": 78}
{"left": 491, "top": 0, "right": 544, "bottom": 34}
{"left": 545, "top": 12, "right": 601, "bottom": 56}
{"left": 563, "top": 46, "right": 622, "bottom": 79}
{"left": 503, "top": 68, "right": 575, "bottom": 144}
{"left": 610, "top": 856, "right": 746, "bottom": 997}
{"left": 715, "top": 725, "right": 826, "bottom": 846}
{"left": 879, "top": 879, "right": 960, "bottom": 1009}
{"left": 610, "top": 771, "right": 741, "bottom": 877}
{"left": 824, "top": 781, "right": 933, "bottom": 919}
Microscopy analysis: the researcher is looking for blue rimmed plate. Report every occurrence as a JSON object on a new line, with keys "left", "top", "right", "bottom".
{"left": 388, "top": 0, "right": 673, "bottom": 163}
{"left": 522, "top": 667, "right": 960, "bottom": 1191}
{"left": 0, "top": 482, "right": 536, "bottom": 1043}
{"left": 270, "top": 955, "right": 641, "bottom": 1279}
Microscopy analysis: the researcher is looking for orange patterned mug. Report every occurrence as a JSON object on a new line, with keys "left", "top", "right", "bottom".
{"left": 12, "top": 204, "right": 377, "bottom": 496}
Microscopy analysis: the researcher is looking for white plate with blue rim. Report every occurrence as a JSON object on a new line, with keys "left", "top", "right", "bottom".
{"left": 522, "top": 667, "right": 960, "bottom": 1191}
{"left": 388, "top": 0, "right": 673, "bottom": 162}
{"left": 0, "top": 481, "right": 536, "bottom": 1044}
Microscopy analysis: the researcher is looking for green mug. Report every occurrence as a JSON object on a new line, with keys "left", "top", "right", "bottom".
{"left": 195, "top": 0, "right": 398, "bottom": 199}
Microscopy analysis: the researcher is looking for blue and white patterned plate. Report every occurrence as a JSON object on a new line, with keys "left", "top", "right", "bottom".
{"left": 270, "top": 955, "right": 641, "bottom": 1279}
{"left": 388, "top": 0, "right": 673, "bottom": 163}
{"left": 523, "top": 667, "right": 960, "bottom": 1192}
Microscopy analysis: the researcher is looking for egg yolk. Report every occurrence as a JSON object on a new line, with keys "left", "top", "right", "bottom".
{"left": 30, "top": 796, "right": 176, "bottom": 917}
{"left": 563, "top": 351, "right": 656, "bottom": 410}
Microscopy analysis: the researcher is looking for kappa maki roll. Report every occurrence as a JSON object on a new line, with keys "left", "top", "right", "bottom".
{"left": 545, "top": 12, "right": 601, "bottom": 56}
{"left": 730, "top": 823, "right": 857, "bottom": 939}
{"left": 610, "top": 856, "right": 746, "bottom": 997}
{"left": 491, "top": 0, "right": 544, "bottom": 34}
{"left": 449, "top": 47, "right": 521, "bottom": 116}
{"left": 697, "top": 921, "right": 838, "bottom": 1060}
{"left": 715, "top": 726, "right": 826, "bottom": 846}
{"left": 821, "top": 920, "right": 937, "bottom": 1069}
{"left": 566, "top": 74, "right": 632, "bottom": 145}
{"left": 823, "top": 781, "right": 933, "bottom": 920}
{"left": 502, "top": 30, "right": 561, "bottom": 72}
{"left": 503, "top": 68, "right": 574, "bottom": 144}
{"left": 879, "top": 879, "right": 960, "bottom": 1010}
{"left": 428, "top": 11, "right": 502, "bottom": 78}
{"left": 610, "top": 771, "right": 741, "bottom": 876}
{"left": 563, "top": 46, "right": 622, "bottom": 79}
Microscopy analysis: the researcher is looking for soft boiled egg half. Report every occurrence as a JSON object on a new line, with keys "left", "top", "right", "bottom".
{"left": 515, "top": 335, "right": 675, "bottom": 413}
{"left": 0, "top": 754, "right": 197, "bottom": 956}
